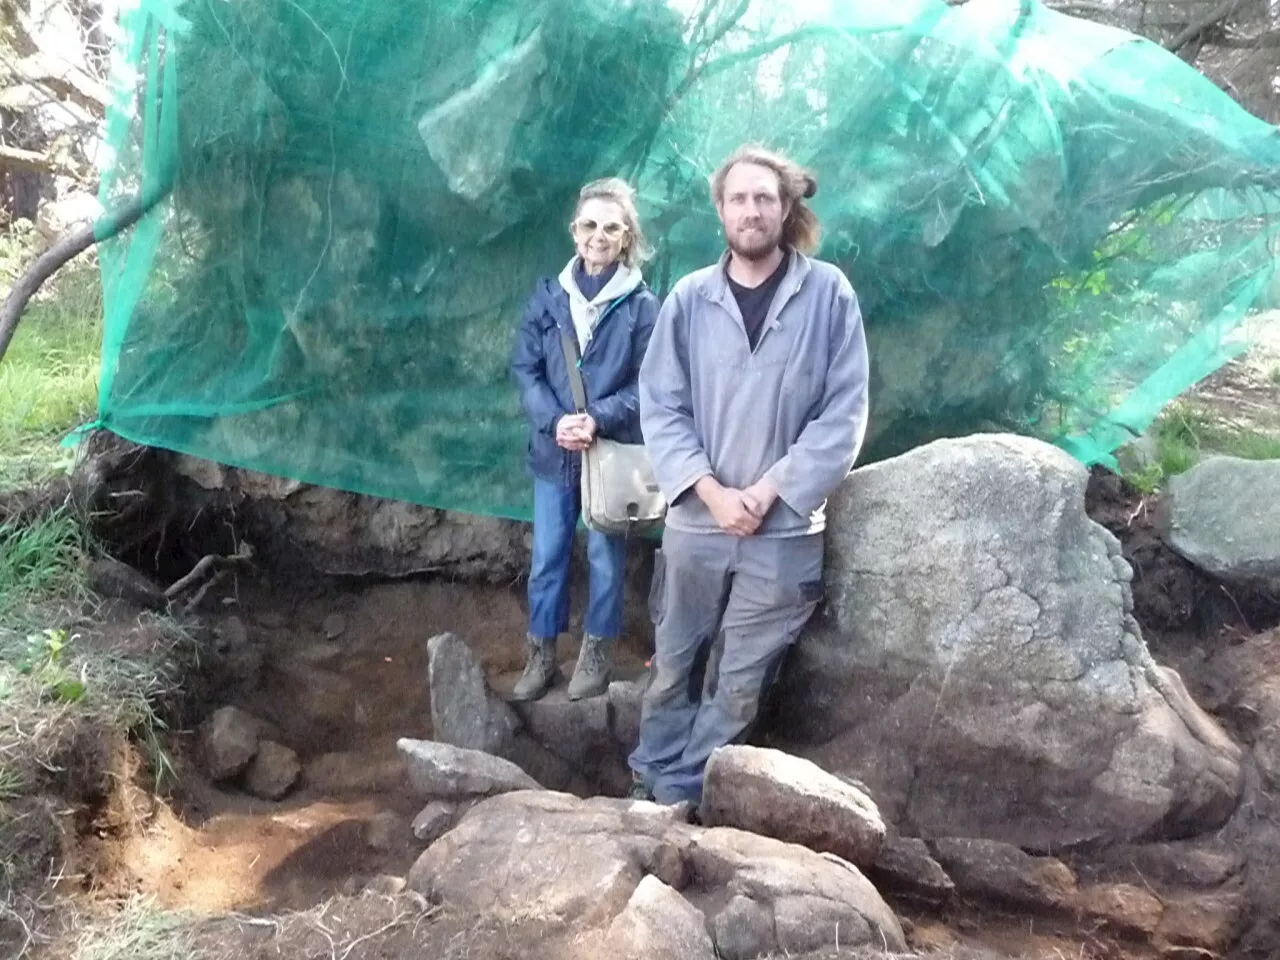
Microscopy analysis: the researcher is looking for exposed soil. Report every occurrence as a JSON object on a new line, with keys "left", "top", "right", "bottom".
{"left": 10, "top": 328, "right": 1280, "bottom": 960}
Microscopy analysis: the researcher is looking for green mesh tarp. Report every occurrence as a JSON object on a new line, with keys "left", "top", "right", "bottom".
{"left": 93, "top": 0, "right": 1280, "bottom": 521}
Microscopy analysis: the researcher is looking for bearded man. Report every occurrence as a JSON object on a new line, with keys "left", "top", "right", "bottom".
{"left": 629, "top": 144, "right": 871, "bottom": 805}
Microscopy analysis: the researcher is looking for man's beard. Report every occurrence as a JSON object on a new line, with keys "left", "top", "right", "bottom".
{"left": 727, "top": 222, "right": 784, "bottom": 262}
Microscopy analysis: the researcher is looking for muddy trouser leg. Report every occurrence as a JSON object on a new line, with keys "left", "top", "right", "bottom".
{"left": 627, "top": 529, "right": 732, "bottom": 790}
{"left": 651, "top": 533, "right": 824, "bottom": 806}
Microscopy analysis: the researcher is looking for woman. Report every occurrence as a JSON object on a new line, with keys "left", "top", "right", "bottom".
{"left": 509, "top": 178, "right": 658, "bottom": 701}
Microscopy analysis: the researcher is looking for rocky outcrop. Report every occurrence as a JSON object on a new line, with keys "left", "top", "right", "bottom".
{"left": 777, "top": 434, "right": 1244, "bottom": 849}
{"left": 407, "top": 789, "right": 906, "bottom": 958}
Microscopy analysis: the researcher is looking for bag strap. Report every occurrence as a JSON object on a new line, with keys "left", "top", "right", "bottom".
{"left": 558, "top": 324, "right": 588, "bottom": 414}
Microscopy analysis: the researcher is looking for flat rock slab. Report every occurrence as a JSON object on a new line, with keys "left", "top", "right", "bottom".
{"left": 700, "top": 744, "right": 885, "bottom": 869}
{"left": 397, "top": 738, "right": 540, "bottom": 799}
{"left": 1161, "top": 456, "right": 1280, "bottom": 586}
{"left": 427, "top": 632, "right": 518, "bottom": 756}
{"left": 407, "top": 790, "right": 905, "bottom": 958}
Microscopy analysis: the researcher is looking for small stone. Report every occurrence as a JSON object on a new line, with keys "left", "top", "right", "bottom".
{"left": 412, "top": 801, "right": 457, "bottom": 843}
{"left": 87, "top": 556, "right": 164, "bottom": 607}
{"left": 322, "top": 613, "right": 347, "bottom": 639}
{"left": 362, "top": 875, "right": 407, "bottom": 897}
{"left": 201, "top": 706, "right": 262, "bottom": 781}
{"left": 931, "top": 837, "right": 1077, "bottom": 910}
{"left": 604, "top": 875, "right": 717, "bottom": 960}
{"left": 244, "top": 741, "right": 301, "bottom": 800}
{"left": 364, "top": 811, "right": 405, "bottom": 852}
{"left": 700, "top": 744, "right": 886, "bottom": 869}
{"left": 256, "top": 610, "right": 288, "bottom": 629}
{"left": 1075, "top": 883, "right": 1165, "bottom": 936}
{"left": 871, "top": 835, "right": 955, "bottom": 902}
{"left": 396, "top": 738, "right": 541, "bottom": 799}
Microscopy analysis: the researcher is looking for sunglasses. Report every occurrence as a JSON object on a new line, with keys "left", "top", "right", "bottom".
{"left": 572, "top": 217, "right": 628, "bottom": 240}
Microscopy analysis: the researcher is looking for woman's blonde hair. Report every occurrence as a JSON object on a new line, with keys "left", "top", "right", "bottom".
{"left": 573, "top": 177, "right": 654, "bottom": 268}
{"left": 710, "top": 144, "right": 821, "bottom": 255}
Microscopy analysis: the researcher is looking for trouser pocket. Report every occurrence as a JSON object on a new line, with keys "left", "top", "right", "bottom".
{"left": 647, "top": 548, "right": 667, "bottom": 626}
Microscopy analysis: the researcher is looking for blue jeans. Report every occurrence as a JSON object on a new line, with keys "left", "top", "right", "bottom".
{"left": 528, "top": 477, "right": 626, "bottom": 640}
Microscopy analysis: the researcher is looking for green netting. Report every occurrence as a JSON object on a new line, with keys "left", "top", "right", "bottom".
{"left": 93, "top": 0, "right": 1280, "bottom": 521}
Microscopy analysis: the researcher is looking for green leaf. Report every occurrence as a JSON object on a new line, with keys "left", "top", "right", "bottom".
{"left": 51, "top": 679, "right": 86, "bottom": 703}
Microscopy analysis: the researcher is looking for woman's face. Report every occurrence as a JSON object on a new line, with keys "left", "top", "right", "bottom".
{"left": 571, "top": 198, "right": 629, "bottom": 273}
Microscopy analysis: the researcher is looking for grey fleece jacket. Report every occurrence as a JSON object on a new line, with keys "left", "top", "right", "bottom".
{"left": 638, "top": 249, "right": 869, "bottom": 537}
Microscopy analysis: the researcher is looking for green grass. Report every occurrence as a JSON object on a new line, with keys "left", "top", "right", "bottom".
{"left": 1121, "top": 400, "right": 1280, "bottom": 493}
{"left": 0, "top": 507, "right": 89, "bottom": 623}
{"left": 0, "top": 264, "right": 102, "bottom": 488}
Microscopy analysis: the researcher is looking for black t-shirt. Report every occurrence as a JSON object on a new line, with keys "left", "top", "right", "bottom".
{"left": 727, "top": 254, "right": 789, "bottom": 351}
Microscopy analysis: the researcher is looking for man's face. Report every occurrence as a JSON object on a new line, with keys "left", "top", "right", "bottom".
{"left": 716, "top": 162, "right": 789, "bottom": 262}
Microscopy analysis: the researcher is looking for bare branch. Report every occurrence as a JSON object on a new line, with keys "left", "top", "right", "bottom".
{"left": 0, "top": 184, "right": 172, "bottom": 364}
{"left": 11, "top": 51, "right": 109, "bottom": 116}
{"left": 1165, "top": 0, "right": 1243, "bottom": 53}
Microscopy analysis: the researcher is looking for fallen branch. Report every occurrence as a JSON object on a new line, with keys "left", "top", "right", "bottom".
{"left": 1165, "top": 0, "right": 1242, "bottom": 54}
{"left": 0, "top": 184, "right": 171, "bottom": 364}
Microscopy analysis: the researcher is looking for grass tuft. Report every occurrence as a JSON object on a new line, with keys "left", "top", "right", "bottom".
{"left": 0, "top": 507, "right": 89, "bottom": 623}
{"left": 72, "top": 897, "right": 196, "bottom": 960}
{"left": 0, "top": 264, "right": 102, "bottom": 489}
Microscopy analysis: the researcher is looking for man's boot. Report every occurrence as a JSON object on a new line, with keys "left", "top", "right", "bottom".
{"left": 511, "top": 635, "right": 559, "bottom": 701}
{"left": 567, "top": 633, "right": 612, "bottom": 700}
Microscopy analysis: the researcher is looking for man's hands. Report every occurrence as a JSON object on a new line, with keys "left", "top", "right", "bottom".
{"left": 695, "top": 475, "right": 779, "bottom": 537}
{"left": 555, "top": 413, "right": 597, "bottom": 451}
{"left": 742, "top": 476, "right": 779, "bottom": 519}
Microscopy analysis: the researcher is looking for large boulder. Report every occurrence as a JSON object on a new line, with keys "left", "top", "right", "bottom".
{"left": 407, "top": 790, "right": 905, "bottom": 958}
{"left": 1160, "top": 456, "right": 1280, "bottom": 590}
{"left": 776, "top": 434, "right": 1244, "bottom": 848}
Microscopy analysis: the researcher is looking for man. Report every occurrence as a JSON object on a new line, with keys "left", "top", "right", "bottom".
{"left": 629, "top": 144, "right": 870, "bottom": 805}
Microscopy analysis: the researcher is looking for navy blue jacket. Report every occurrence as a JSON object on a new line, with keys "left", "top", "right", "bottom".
{"left": 511, "top": 276, "right": 659, "bottom": 485}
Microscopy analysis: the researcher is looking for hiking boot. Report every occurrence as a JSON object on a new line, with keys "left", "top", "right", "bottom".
{"left": 628, "top": 774, "right": 653, "bottom": 802}
{"left": 511, "top": 635, "right": 559, "bottom": 701}
{"left": 567, "top": 633, "right": 612, "bottom": 701}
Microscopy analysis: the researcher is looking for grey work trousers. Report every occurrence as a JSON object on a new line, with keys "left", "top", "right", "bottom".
{"left": 628, "top": 527, "right": 824, "bottom": 804}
